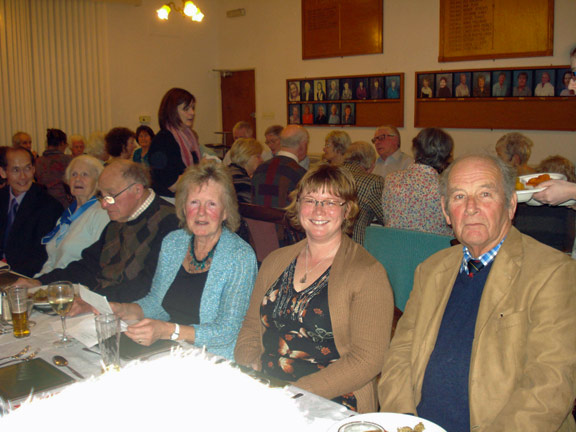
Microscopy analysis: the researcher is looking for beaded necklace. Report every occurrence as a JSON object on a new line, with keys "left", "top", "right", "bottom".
{"left": 189, "top": 237, "right": 216, "bottom": 271}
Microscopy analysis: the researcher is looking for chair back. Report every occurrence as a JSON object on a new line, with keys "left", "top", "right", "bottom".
{"left": 238, "top": 203, "right": 302, "bottom": 263}
{"left": 365, "top": 226, "right": 452, "bottom": 311}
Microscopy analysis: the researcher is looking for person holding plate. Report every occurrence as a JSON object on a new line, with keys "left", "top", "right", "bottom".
{"left": 111, "top": 161, "right": 257, "bottom": 360}
{"left": 235, "top": 164, "right": 393, "bottom": 412}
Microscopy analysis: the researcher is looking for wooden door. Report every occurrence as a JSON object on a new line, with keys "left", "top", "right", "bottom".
{"left": 220, "top": 69, "right": 256, "bottom": 148}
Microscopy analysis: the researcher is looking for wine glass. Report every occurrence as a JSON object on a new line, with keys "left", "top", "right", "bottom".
{"left": 47, "top": 281, "right": 75, "bottom": 346}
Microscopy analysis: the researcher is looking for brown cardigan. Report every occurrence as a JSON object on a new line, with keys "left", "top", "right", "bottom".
{"left": 235, "top": 234, "right": 394, "bottom": 413}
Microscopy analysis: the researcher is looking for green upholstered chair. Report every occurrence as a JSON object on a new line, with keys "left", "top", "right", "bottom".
{"left": 364, "top": 226, "right": 453, "bottom": 312}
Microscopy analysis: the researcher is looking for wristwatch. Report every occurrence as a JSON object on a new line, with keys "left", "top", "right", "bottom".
{"left": 170, "top": 323, "right": 180, "bottom": 341}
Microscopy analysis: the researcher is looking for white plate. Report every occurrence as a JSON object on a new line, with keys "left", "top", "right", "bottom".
{"left": 516, "top": 173, "right": 566, "bottom": 205}
{"left": 328, "top": 413, "right": 447, "bottom": 432}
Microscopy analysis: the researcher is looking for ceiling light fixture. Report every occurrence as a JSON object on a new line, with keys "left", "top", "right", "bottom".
{"left": 156, "top": 1, "right": 204, "bottom": 22}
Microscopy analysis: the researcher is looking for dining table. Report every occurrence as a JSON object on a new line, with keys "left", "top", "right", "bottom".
{"left": 0, "top": 306, "right": 355, "bottom": 428}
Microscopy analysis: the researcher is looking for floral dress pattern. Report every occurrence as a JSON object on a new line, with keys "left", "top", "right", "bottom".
{"left": 260, "top": 259, "right": 357, "bottom": 411}
{"left": 383, "top": 163, "right": 453, "bottom": 236}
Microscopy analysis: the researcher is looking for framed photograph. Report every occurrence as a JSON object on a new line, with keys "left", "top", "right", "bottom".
{"left": 302, "top": 104, "right": 314, "bottom": 124}
{"left": 355, "top": 78, "right": 369, "bottom": 100}
{"left": 512, "top": 70, "right": 533, "bottom": 97}
{"left": 327, "top": 79, "right": 340, "bottom": 100}
{"left": 385, "top": 76, "right": 400, "bottom": 99}
{"left": 453, "top": 72, "right": 471, "bottom": 97}
{"left": 300, "top": 80, "right": 314, "bottom": 102}
{"left": 491, "top": 71, "right": 511, "bottom": 97}
{"left": 533, "top": 69, "right": 555, "bottom": 97}
{"left": 370, "top": 77, "right": 384, "bottom": 99}
{"left": 288, "top": 81, "right": 300, "bottom": 102}
{"left": 435, "top": 73, "right": 453, "bottom": 98}
{"left": 314, "top": 79, "right": 327, "bottom": 101}
{"left": 341, "top": 103, "right": 355, "bottom": 125}
{"left": 314, "top": 103, "right": 328, "bottom": 124}
{"left": 288, "top": 104, "right": 301, "bottom": 124}
{"left": 418, "top": 74, "right": 434, "bottom": 98}
{"left": 327, "top": 103, "right": 341, "bottom": 125}
{"left": 340, "top": 79, "right": 354, "bottom": 100}
{"left": 556, "top": 69, "right": 573, "bottom": 96}
{"left": 472, "top": 72, "right": 490, "bottom": 97}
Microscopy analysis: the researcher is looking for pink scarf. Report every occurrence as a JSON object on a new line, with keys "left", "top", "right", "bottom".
{"left": 167, "top": 125, "right": 201, "bottom": 167}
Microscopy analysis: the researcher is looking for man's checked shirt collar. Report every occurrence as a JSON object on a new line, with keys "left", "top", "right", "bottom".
{"left": 460, "top": 238, "right": 505, "bottom": 275}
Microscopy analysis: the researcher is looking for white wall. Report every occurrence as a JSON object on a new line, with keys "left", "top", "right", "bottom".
{"left": 105, "top": 0, "right": 576, "bottom": 165}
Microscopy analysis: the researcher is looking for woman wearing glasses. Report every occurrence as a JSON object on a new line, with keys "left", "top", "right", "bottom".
{"left": 35, "top": 156, "right": 109, "bottom": 276}
{"left": 235, "top": 164, "right": 393, "bottom": 413}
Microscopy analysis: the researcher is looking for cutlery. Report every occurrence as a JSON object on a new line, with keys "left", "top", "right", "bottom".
{"left": 52, "top": 355, "right": 85, "bottom": 379}
{"left": 0, "top": 349, "right": 40, "bottom": 366}
{"left": 0, "top": 345, "right": 30, "bottom": 362}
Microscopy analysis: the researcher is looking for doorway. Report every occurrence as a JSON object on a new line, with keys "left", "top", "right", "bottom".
{"left": 220, "top": 69, "right": 256, "bottom": 149}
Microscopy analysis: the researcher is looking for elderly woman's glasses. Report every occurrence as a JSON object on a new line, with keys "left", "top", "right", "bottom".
{"left": 97, "top": 183, "right": 136, "bottom": 205}
{"left": 300, "top": 197, "right": 345, "bottom": 210}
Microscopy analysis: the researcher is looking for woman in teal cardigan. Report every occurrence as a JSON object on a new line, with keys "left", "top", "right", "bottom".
{"left": 111, "top": 162, "right": 257, "bottom": 360}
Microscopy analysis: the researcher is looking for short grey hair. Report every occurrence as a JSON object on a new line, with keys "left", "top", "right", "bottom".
{"left": 344, "top": 141, "right": 377, "bottom": 171}
{"left": 440, "top": 154, "right": 516, "bottom": 208}
{"left": 325, "top": 130, "right": 351, "bottom": 156}
{"left": 375, "top": 125, "right": 401, "bottom": 147}
{"left": 69, "top": 134, "right": 85, "bottom": 144}
{"left": 108, "top": 159, "right": 151, "bottom": 188}
{"left": 65, "top": 155, "right": 104, "bottom": 184}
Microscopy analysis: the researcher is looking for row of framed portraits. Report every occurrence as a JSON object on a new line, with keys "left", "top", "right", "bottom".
{"left": 288, "top": 75, "right": 402, "bottom": 102}
{"left": 417, "top": 67, "right": 574, "bottom": 99}
{"left": 288, "top": 103, "right": 357, "bottom": 126}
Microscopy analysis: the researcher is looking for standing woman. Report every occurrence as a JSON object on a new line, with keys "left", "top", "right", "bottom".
{"left": 148, "top": 88, "right": 202, "bottom": 199}
{"left": 36, "top": 155, "right": 110, "bottom": 276}
{"left": 133, "top": 125, "right": 155, "bottom": 166}
{"left": 235, "top": 164, "right": 393, "bottom": 413}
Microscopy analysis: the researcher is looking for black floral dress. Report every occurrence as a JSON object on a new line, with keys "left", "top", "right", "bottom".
{"left": 260, "top": 259, "right": 357, "bottom": 411}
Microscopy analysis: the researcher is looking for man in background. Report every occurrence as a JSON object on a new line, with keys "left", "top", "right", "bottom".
{"left": 252, "top": 125, "right": 307, "bottom": 209}
{"left": 371, "top": 125, "right": 412, "bottom": 179}
{"left": 69, "top": 134, "right": 86, "bottom": 157}
{"left": 12, "top": 131, "right": 37, "bottom": 158}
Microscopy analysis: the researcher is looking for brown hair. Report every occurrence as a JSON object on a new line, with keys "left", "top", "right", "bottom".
{"left": 537, "top": 155, "right": 576, "bottom": 183}
{"left": 285, "top": 163, "right": 358, "bottom": 234}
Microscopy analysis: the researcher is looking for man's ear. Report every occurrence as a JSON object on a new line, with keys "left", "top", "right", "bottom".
{"left": 441, "top": 196, "right": 452, "bottom": 226}
{"left": 0, "top": 167, "right": 7, "bottom": 180}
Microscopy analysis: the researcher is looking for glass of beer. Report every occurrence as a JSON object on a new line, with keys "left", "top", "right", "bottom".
{"left": 47, "top": 281, "right": 75, "bottom": 346}
{"left": 6, "top": 286, "right": 30, "bottom": 338}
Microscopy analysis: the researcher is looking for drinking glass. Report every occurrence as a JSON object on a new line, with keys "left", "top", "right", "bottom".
{"left": 47, "top": 281, "right": 75, "bottom": 346}
{"left": 6, "top": 286, "right": 30, "bottom": 338}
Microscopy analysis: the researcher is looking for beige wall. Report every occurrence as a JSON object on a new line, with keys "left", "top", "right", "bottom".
{"left": 106, "top": 0, "right": 576, "bottom": 166}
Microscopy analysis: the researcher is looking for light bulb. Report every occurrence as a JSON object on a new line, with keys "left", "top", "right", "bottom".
{"left": 156, "top": 4, "right": 171, "bottom": 20}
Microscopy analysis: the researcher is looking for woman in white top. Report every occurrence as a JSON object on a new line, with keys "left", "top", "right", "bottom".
{"left": 35, "top": 155, "right": 110, "bottom": 276}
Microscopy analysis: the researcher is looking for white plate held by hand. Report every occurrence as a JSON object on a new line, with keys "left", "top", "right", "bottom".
{"left": 328, "top": 413, "right": 447, "bottom": 432}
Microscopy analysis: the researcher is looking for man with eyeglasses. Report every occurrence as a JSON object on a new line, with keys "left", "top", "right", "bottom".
{"left": 371, "top": 125, "right": 413, "bottom": 179}
{"left": 0, "top": 147, "right": 63, "bottom": 276}
{"left": 20, "top": 160, "right": 179, "bottom": 304}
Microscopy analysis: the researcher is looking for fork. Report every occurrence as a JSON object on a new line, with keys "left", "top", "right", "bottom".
{"left": 0, "top": 349, "right": 40, "bottom": 367}
{"left": 0, "top": 345, "right": 30, "bottom": 363}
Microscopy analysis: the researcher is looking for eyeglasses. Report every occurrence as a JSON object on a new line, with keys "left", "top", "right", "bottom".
{"left": 371, "top": 133, "right": 396, "bottom": 144}
{"left": 300, "top": 197, "right": 345, "bottom": 210}
{"left": 97, "top": 183, "right": 136, "bottom": 205}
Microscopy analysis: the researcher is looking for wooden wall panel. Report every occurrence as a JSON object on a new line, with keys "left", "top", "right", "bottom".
{"left": 302, "top": 0, "right": 383, "bottom": 59}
